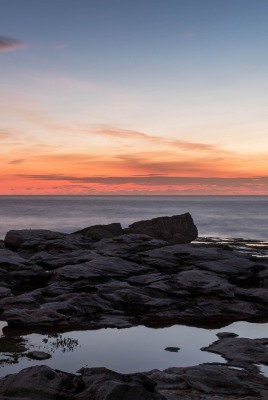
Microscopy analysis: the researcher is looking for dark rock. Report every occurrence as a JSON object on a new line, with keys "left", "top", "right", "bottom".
{"left": 165, "top": 347, "right": 180, "bottom": 352}
{"left": 4, "top": 229, "right": 93, "bottom": 258}
{"left": 202, "top": 334, "right": 268, "bottom": 371}
{"left": 4, "top": 229, "right": 68, "bottom": 251}
{"left": 0, "top": 221, "right": 268, "bottom": 331}
{"left": 147, "top": 364, "right": 264, "bottom": 398}
{"left": 1, "top": 222, "right": 268, "bottom": 399}
{"left": 0, "top": 365, "right": 166, "bottom": 400}
{"left": 74, "top": 223, "right": 124, "bottom": 240}
{"left": 126, "top": 213, "right": 198, "bottom": 244}
{"left": 216, "top": 332, "right": 238, "bottom": 338}
{"left": 0, "top": 365, "right": 86, "bottom": 399}
{"left": 26, "top": 351, "right": 51, "bottom": 360}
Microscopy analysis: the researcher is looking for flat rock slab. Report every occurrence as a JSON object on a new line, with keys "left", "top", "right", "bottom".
{"left": 203, "top": 333, "right": 268, "bottom": 372}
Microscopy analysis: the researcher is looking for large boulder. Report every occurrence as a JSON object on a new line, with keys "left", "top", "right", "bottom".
{"left": 126, "top": 213, "right": 198, "bottom": 244}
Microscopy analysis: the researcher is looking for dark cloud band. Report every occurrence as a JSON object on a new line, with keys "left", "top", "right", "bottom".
{"left": 16, "top": 174, "right": 268, "bottom": 187}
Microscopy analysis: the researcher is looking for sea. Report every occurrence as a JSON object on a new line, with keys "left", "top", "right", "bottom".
{"left": 1, "top": 195, "right": 268, "bottom": 377}
{"left": 0, "top": 195, "right": 267, "bottom": 241}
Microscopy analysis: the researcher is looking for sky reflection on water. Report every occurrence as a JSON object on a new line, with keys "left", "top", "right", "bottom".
{"left": 1, "top": 321, "right": 268, "bottom": 377}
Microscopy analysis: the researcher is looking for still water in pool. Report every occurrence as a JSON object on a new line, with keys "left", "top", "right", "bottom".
{"left": 1, "top": 321, "right": 268, "bottom": 377}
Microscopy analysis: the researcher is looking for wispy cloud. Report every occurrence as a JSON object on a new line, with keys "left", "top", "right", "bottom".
{"left": 94, "top": 126, "right": 220, "bottom": 153}
{"left": 8, "top": 159, "right": 24, "bottom": 165}
{"left": 0, "top": 129, "right": 15, "bottom": 139}
{"left": 16, "top": 173, "right": 268, "bottom": 190}
{"left": 0, "top": 36, "right": 25, "bottom": 52}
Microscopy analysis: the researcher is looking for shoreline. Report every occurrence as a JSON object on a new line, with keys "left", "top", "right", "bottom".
{"left": 0, "top": 215, "right": 268, "bottom": 398}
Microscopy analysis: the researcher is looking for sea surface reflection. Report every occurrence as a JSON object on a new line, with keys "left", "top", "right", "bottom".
{"left": 1, "top": 321, "right": 268, "bottom": 377}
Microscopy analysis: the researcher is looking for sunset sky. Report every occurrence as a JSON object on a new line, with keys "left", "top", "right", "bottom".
{"left": 1, "top": 0, "right": 268, "bottom": 195}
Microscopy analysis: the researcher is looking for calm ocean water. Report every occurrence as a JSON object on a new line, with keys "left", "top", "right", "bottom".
{"left": 0, "top": 195, "right": 267, "bottom": 240}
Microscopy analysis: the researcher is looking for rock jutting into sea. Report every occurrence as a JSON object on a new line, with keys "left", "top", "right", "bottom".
{"left": 0, "top": 213, "right": 268, "bottom": 399}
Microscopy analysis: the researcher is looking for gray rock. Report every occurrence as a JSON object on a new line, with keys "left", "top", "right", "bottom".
{"left": 54, "top": 255, "right": 147, "bottom": 281}
{"left": 74, "top": 223, "right": 124, "bottom": 240}
{"left": 216, "top": 332, "right": 238, "bottom": 338}
{"left": 4, "top": 229, "right": 67, "bottom": 250}
{"left": 27, "top": 351, "right": 51, "bottom": 360}
{"left": 1, "top": 222, "right": 268, "bottom": 331}
{"left": 1, "top": 361, "right": 266, "bottom": 400}
{"left": 4, "top": 229, "right": 93, "bottom": 258}
{"left": 93, "top": 234, "right": 169, "bottom": 257}
{"left": 203, "top": 335, "right": 268, "bottom": 368}
{"left": 165, "top": 347, "right": 180, "bottom": 352}
{"left": 126, "top": 213, "right": 198, "bottom": 244}
{"left": 0, "top": 366, "right": 166, "bottom": 400}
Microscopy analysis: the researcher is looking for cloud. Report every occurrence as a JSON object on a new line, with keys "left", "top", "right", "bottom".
{"left": 94, "top": 126, "right": 221, "bottom": 153}
{"left": 0, "top": 36, "right": 25, "bottom": 52}
{"left": 0, "top": 129, "right": 15, "bottom": 139}
{"left": 8, "top": 159, "right": 24, "bottom": 165}
{"left": 16, "top": 173, "right": 268, "bottom": 188}
{"left": 113, "top": 152, "right": 238, "bottom": 176}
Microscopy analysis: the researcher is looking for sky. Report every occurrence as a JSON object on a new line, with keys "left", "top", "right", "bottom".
{"left": 1, "top": 0, "right": 268, "bottom": 195}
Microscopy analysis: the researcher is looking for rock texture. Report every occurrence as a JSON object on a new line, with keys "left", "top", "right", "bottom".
{"left": 72, "top": 213, "right": 198, "bottom": 243}
{"left": 126, "top": 213, "right": 198, "bottom": 243}
{"left": 0, "top": 221, "right": 268, "bottom": 331}
{"left": 74, "top": 223, "right": 124, "bottom": 240}
{"left": 1, "top": 351, "right": 268, "bottom": 400}
{"left": 0, "top": 365, "right": 166, "bottom": 400}
{"left": 1, "top": 216, "right": 268, "bottom": 399}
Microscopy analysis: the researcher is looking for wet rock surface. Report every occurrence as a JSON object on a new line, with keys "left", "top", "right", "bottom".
{"left": 1, "top": 215, "right": 268, "bottom": 399}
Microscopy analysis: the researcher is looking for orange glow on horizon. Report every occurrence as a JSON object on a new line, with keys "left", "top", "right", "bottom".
{"left": 1, "top": 121, "right": 268, "bottom": 195}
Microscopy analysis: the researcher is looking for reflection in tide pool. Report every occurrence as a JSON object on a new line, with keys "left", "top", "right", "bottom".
{"left": 0, "top": 321, "right": 268, "bottom": 377}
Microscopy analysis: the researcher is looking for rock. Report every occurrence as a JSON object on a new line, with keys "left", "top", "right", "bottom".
{"left": 54, "top": 255, "right": 148, "bottom": 281}
{"left": 0, "top": 365, "right": 86, "bottom": 399}
{"left": 0, "top": 365, "right": 166, "bottom": 400}
{"left": 0, "top": 223, "right": 268, "bottom": 399}
{"left": 74, "top": 223, "right": 124, "bottom": 240}
{"left": 174, "top": 269, "right": 235, "bottom": 296}
{"left": 0, "top": 248, "right": 50, "bottom": 293}
{"left": 1, "top": 362, "right": 267, "bottom": 400}
{"left": 4, "top": 229, "right": 67, "bottom": 251}
{"left": 0, "top": 221, "right": 268, "bottom": 331}
{"left": 126, "top": 213, "right": 198, "bottom": 244}
{"left": 216, "top": 332, "right": 238, "bottom": 338}
{"left": 26, "top": 351, "right": 51, "bottom": 360}
{"left": 4, "top": 229, "right": 93, "bottom": 258}
{"left": 202, "top": 334, "right": 268, "bottom": 371}
{"left": 0, "top": 287, "right": 11, "bottom": 298}
{"left": 77, "top": 367, "right": 166, "bottom": 400}
{"left": 92, "top": 234, "right": 169, "bottom": 257}
{"left": 147, "top": 364, "right": 264, "bottom": 398}
{"left": 165, "top": 347, "right": 180, "bottom": 352}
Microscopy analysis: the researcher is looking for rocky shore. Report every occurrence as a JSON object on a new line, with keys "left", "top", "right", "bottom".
{"left": 0, "top": 213, "right": 268, "bottom": 399}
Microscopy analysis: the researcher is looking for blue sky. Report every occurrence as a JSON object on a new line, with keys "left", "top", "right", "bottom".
{"left": 1, "top": 0, "right": 268, "bottom": 194}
